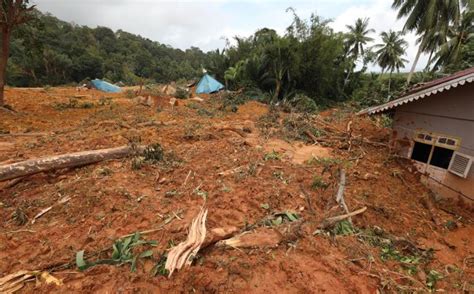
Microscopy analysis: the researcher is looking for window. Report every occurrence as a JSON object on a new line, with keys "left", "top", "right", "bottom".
{"left": 411, "top": 142, "right": 431, "bottom": 163}
{"left": 411, "top": 131, "right": 460, "bottom": 171}
{"left": 429, "top": 146, "right": 454, "bottom": 169}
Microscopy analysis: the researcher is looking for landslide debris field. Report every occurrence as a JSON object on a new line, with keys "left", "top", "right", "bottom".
{"left": 0, "top": 87, "right": 473, "bottom": 293}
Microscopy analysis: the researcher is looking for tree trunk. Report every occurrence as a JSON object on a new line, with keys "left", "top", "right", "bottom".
{"left": 387, "top": 70, "right": 392, "bottom": 101}
{"left": 425, "top": 50, "right": 434, "bottom": 71}
{"left": 0, "top": 27, "right": 11, "bottom": 107}
{"left": 0, "top": 145, "right": 145, "bottom": 182}
{"left": 407, "top": 45, "right": 422, "bottom": 85}
{"left": 273, "top": 79, "right": 281, "bottom": 101}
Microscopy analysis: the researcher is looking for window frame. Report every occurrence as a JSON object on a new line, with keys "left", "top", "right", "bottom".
{"left": 411, "top": 130, "right": 461, "bottom": 171}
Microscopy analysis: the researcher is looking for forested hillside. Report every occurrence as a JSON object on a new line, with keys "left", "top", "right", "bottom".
{"left": 7, "top": 10, "right": 224, "bottom": 87}
{"left": 5, "top": 3, "right": 473, "bottom": 107}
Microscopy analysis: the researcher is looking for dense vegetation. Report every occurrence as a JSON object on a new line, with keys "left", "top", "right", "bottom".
{"left": 4, "top": 1, "right": 473, "bottom": 109}
{"left": 7, "top": 10, "right": 222, "bottom": 87}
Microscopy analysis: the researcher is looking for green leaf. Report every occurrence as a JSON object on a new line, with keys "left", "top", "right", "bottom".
{"left": 76, "top": 250, "right": 88, "bottom": 271}
{"left": 260, "top": 203, "right": 270, "bottom": 210}
{"left": 272, "top": 216, "right": 283, "bottom": 226}
{"left": 285, "top": 211, "right": 299, "bottom": 222}
{"left": 131, "top": 255, "right": 138, "bottom": 272}
{"left": 139, "top": 250, "right": 154, "bottom": 258}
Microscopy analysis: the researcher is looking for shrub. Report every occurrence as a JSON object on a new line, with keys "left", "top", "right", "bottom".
{"left": 174, "top": 87, "right": 189, "bottom": 99}
{"left": 291, "top": 94, "right": 318, "bottom": 113}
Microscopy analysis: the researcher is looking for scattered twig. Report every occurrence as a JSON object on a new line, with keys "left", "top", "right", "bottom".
{"left": 217, "top": 127, "right": 246, "bottom": 137}
{"left": 304, "top": 130, "right": 318, "bottom": 144}
{"left": 0, "top": 132, "right": 48, "bottom": 138}
{"left": 6, "top": 229, "right": 36, "bottom": 234}
{"left": 31, "top": 207, "right": 52, "bottom": 224}
{"left": 182, "top": 170, "right": 192, "bottom": 187}
{"left": 319, "top": 207, "right": 367, "bottom": 230}
{"left": 2, "top": 177, "right": 24, "bottom": 189}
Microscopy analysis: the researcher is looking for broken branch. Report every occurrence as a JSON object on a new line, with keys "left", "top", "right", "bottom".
{"left": 319, "top": 206, "right": 367, "bottom": 229}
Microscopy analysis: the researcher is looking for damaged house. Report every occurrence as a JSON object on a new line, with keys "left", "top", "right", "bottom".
{"left": 359, "top": 67, "right": 474, "bottom": 204}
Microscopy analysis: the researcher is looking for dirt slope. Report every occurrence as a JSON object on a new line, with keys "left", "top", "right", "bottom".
{"left": 0, "top": 87, "right": 472, "bottom": 293}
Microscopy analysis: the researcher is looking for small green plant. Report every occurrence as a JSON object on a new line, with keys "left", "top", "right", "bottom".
{"left": 12, "top": 208, "right": 28, "bottom": 226}
{"left": 332, "top": 220, "right": 355, "bottom": 235}
{"left": 197, "top": 108, "right": 214, "bottom": 117}
{"left": 291, "top": 94, "right": 318, "bottom": 113}
{"left": 95, "top": 167, "right": 112, "bottom": 177}
{"left": 151, "top": 254, "right": 169, "bottom": 276}
{"left": 52, "top": 98, "right": 95, "bottom": 110}
{"left": 174, "top": 87, "right": 189, "bottom": 99}
{"left": 264, "top": 150, "right": 281, "bottom": 161}
{"left": 307, "top": 157, "right": 342, "bottom": 168}
{"left": 426, "top": 270, "right": 443, "bottom": 291}
{"left": 125, "top": 89, "right": 135, "bottom": 99}
{"left": 194, "top": 188, "right": 208, "bottom": 201}
{"left": 311, "top": 175, "right": 329, "bottom": 190}
{"left": 270, "top": 211, "right": 299, "bottom": 226}
{"left": 76, "top": 232, "right": 156, "bottom": 272}
{"left": 143, "top": 144, "right": 164, "bottom": 163}
{"left": 131, "top": 156, "right": 145, "bottom": 170}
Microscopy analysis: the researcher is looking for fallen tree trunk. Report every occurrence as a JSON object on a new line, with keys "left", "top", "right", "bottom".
{"left": 0, "top": 145, "right": 144, "bottom": 182}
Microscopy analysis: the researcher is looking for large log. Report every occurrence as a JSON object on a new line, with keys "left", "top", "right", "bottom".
{"left": 0, "top": 145, "right": 144, "bottom": 182}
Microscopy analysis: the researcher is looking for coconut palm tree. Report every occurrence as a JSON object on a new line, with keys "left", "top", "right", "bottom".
{"left": 343, "top": 18, "right": 374, "bottom": 86}
{"left": 345, "top": 18, "right": 375, "bottom": 59}
{"left": 432, "top": 8, "right": 474, "bottom": 70}
{"left": 392, "top": 0, "right": 461, "bottom": 84}
{"left": 375, "top": 30, "right": 408, "bottom": 99}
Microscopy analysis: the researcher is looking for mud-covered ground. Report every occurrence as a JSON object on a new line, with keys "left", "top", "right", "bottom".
{"left": 0, "top": 87, "right": 472, "bottom": 293}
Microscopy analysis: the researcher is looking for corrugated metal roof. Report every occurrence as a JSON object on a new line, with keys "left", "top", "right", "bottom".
{"left": 358, "top": 67, "right": 474, "bottom": 115}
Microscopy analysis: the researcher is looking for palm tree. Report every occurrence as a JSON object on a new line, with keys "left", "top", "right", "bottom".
{"left": 392, "top": 0, "right": 461, "bottom": 84}
{"left": 345, "top": 18, "right": 375, "bottom": 59}
{"left": 432, "top": 8, "right": 474, "bottom": 70}
{"left": 343, "top": 18, "right": 374, "bottom": 85}
{"left": 375, "top": 30, "right": 408, "bottom": 99}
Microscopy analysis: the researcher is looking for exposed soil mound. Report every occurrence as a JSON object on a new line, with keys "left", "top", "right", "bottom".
{"left": 0, "top": 88, "right": 472, "bottom": 293}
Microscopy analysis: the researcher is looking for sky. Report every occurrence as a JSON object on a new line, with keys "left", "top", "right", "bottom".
{"left": 33, "top": 0, "right": 429, "bottom": 72}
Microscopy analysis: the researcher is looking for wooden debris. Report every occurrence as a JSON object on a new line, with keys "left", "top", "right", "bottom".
{"left": 136, "top": 120, "right": 177, "bottom": 128}
{"left": 335, "top": 169, "right": 351, "bottom": 223}
{"left": 319, "top": 206, "right": 367, "bottom": 229}
{"left": 31, "top": 196, "right": 71, "bottom": 224}
{"left": 0, "top": 270, "right": 62, "bottom": 293}
{"left": 0, "top": 132, "right": 48, "bottom": 138}
{"left": 217, "top": 227, "right": 283, "bottom": 249}
{"left": 0, "top": 145, "right": 145, "bottom": 182}
{"left": 31, "top": 206, "right": 52, "bottom": 224}
{"left": 304, "top": 130, "right": 319, "bottom": 144}
{"left": 218, "top": 165, "right": 245, "bottom": 176}
{"left": 217, "top": 127, "right": 247, "bottom": 137}
{"left": 165, "top": 208, "right": 208, "bottom": 277}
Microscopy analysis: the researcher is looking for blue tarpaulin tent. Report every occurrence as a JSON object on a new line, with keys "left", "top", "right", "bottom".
{"left": 91, "top": 79, "right": 121, "bottom": 93}
{"left": 195, "top": 74, "right": 224, "bottom": 94}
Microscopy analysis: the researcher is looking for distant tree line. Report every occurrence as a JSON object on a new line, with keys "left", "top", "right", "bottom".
{"left": 6, "top": 10, "right": 224, "bottom": 87}
{"left": 3, "top": 0, "right": 473, "bottom": 109}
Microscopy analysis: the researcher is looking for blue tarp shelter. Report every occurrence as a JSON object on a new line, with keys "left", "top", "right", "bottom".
{"left": 195, "top": 74, "right": 224, "bottom": 94}
{"left": 91, "top": 79, "right": 121, "bottom": 93}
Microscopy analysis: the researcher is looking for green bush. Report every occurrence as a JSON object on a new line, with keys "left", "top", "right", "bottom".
{"left": 291, "top": 94, "right": 318, "bottom": 113}
{"left": 174, "top": 87, "right": 189, "bottom": 99}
